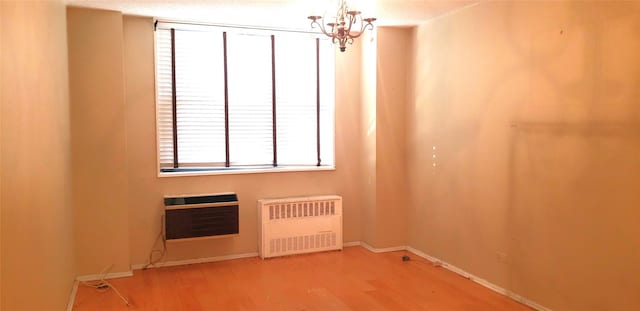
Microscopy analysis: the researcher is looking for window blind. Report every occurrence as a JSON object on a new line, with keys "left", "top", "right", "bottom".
{"left": 226, "top": 32, "right": 274, "bottom": 166}
{"left": 156, "top": 29, "right": 174, "bottom": 167}
{"left": 155, "top": 22, "right": 335, "bottom": 171}
{"left": 175, "top": 30, "right": 226, "bottom": 166}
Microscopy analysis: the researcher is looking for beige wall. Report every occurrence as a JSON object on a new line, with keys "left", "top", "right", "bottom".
{"left": 408, "top": 1, "right": 640, "bottom": 310}
{"left": 359, "top": 27, "right": 411, "bottom": 248}
{"left": 4, "top": 2, "right": 637, "bottom": 309}
{"left": 1, "top": 4, "right": 4, "bottom": 307}
{"left": 1, "top": 1, "right": 76, "bottom": 310}
{"left": 0, "top": 3, "right": 3, "bottom": 306}
{"left": 67, "top": 7, "right": 130, "bottom": 275}
{"left": 360, "top": 30, "right": 377, "bottom": 245}
{"left": 375, "top": 27, "right": 410, "bottom": 247}
{"left": 125, "top": 16, "right": 363, "bottom": 265}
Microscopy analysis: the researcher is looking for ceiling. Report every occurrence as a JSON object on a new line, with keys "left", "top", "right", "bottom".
{"left": 65, "top": 0, "right": 476, "bottom": 29}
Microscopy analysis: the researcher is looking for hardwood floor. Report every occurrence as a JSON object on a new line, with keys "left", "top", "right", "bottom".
{"left": 73, "top": 246, "right": 532, "bottom": 310}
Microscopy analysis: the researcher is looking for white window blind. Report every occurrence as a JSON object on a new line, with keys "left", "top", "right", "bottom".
{"left": 175, "top": 30, "right": 226, "bottom": 166}
{"left": 227, "top": 33, "right": 273, "bottom": 166}
{"left": 275, "top": 36, "right": 317, "bottom": 166}
{"left": 155, "top": 22, "right": 335, "bottom": 172}
{"left": 319, "top": 40, "right": 336, "bottom": 166}
{"left": 156, "top": 29, "right": 174, "bottom": 167}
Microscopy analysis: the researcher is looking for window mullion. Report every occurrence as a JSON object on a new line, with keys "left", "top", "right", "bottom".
{"left": 271, "top": 34, "right": 278, "bottom": 167}
{"left": 171, "top": 28, "right": 179, "bottom": 168}
{"left": 223, "top": 32, "right": 230, "bottom": 167}
{"left": 316, "top": 38, "right": 321, "bottom": 166}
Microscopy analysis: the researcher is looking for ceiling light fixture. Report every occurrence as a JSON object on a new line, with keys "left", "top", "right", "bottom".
{"left": 307, "top": 0, "right": 376, "bottom": 52}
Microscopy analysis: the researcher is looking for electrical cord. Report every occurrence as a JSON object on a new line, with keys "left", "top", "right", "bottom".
{"left": 103, "top": 280, "right": 129, "bottom": 306}
{"left": 143, "top": 214, "right": 167, "bottom": 269}
{"left": 80, "top": 265, "right": 113, "bottom": 291}
{"left": 80, "top": 264, "right": 130, "bottom": 306}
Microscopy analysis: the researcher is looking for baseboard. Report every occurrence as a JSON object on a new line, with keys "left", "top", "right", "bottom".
{"left": 135, "top": 243, "right": 364, "bottom": 269}
{"left": 76, "top": 270, "right": 134, "bottom": 282}
{"left": 130, "top": 242, "right": 397, "bottom": 269}
{"left": 360, "top": 241, "right": 407, "bottom": 253}
{"left": 131, "top": 252, "right": 259, "bottom": 270}
{"left": 66, "top": 280, "right": 79, "bottom": 311}
{"left": 130, "top": 241, "right": 400, "bottom": 269}
{"left": 405, "top": 246, "right": 551, "bottom": 311}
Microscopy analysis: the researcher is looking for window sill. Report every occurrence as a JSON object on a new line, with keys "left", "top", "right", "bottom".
{"left": 158, "top": 165, "right": 336, "bottom": 178}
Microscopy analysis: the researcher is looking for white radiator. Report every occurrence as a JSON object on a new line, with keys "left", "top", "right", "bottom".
{"left": 258, "top": 195, "right": 343, "bottom": 259}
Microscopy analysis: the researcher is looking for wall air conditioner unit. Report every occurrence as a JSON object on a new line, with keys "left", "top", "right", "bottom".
{"left": 164, "top": 193, "right": 239, "bottom": 242}
{"left": 258, "top": 195, "right": 342, "bottom": 259}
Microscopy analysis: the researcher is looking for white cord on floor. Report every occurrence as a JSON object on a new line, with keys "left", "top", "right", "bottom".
{"left": 103, "top": 280, "right": 129, "bottom": 306}
{"left": 80, "top": 264, "right": 130, "bottom": 306}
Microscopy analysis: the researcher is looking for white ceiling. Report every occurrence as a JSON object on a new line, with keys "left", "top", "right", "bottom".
{"left": 66, "top": 0, "right": 476, "bottom": 29}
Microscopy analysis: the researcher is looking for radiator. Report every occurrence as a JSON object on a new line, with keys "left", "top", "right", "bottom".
{"left": 258, "top": 195, "right": 342, "bottom": 259}
{"left": 164, "top": 193, "right": 239, "bottom": 242}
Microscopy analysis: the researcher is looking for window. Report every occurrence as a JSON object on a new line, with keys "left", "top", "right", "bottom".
{"left": 155, "top": 22, "right": 335, "bottom": 174}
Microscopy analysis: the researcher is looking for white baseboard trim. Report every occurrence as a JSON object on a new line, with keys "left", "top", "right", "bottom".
{"left": 76, "top": 270, "right": 134, "bottom": 282}
{"left": 405, "top": 246, "right": 551, "bottom": 311}
{"left": 131, "top": 252, "right": 259, "bottom": 270}
{"left": 342, "top": 241, "right": 361, "bottom": 247}
{"left": 66, "top": 280, "right": 79, "bottom": 311}
{"left": 360, "top": 241, "right": 407, "bottom": 253}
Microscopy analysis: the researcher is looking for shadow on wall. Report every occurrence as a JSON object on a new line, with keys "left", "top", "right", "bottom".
{"left": 507, "top": 121, "right": 640, "bottom": 309}
{"left": 502, "top": 3, "right": 640, "bottom": 309}
{"left": 408, "top": 1, "right": 640, "bottom": 310}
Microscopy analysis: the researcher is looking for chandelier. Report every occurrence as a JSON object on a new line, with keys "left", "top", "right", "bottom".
{"left": 308, "top": 0, "right": 377, "bottom": 52}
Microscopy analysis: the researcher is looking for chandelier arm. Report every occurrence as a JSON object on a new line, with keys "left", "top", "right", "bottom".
{"left": 345, "top": 12, "right": 356, "bottom": 35}
{"left": 354, "top": 13, "right": 363, "bottom": 34}
{"left": 348, "top": 21, "right": 374, "bottom": 39}
{"left": 347, "top": 28, "right": 365, "bottom": 39}
{"left": 364, "top": 22, "right": 375, "bottom": 31}
{"left": 311, "top": 20, "right": 332, "bottom": 38}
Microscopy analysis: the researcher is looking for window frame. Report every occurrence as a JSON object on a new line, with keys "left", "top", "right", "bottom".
{"left": 153, "top": 21, "right": 336, "bottom": 177}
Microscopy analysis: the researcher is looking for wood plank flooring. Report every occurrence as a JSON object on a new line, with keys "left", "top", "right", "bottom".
{"left": 73, "top": 246, "right": 532, "bottom": 310}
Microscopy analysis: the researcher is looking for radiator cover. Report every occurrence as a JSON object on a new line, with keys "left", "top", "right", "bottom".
{"left": 164, "top": 193, "right": 239, "bottom": 241}
{"left": 258, "top": 195, "right": 342, "bottom": 259}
